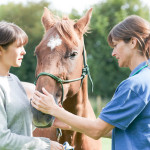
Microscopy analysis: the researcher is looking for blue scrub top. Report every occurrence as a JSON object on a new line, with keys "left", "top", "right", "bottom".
{"left": 99, "top": 60, "right": 150, "bottom": 150}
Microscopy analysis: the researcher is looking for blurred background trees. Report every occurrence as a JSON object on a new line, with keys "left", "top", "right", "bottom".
{"left": 0, "top": 0, "right": 149, "bottom": 100}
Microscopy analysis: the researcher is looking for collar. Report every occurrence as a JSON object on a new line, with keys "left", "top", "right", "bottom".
{"left": 129, "top": 59, "right": 150, "bottom": 77}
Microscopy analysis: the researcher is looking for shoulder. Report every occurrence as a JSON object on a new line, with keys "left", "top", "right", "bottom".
{"left": 118, "top": 68, "right": 149, "bottom": 90}
{"left": 9, "top": 73, "right": 20, "bottom": 82}
{"left": 115, "top": 69, "right": 150, "bottom": 101}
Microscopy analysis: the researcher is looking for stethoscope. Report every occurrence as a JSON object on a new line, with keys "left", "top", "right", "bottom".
{"left": 132, "top": 63, "right": 150, "bottom": 76}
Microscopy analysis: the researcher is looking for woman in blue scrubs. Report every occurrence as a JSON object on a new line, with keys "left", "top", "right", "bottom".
{"left": 32, "top": 15, "right": 150, "bottom": 150}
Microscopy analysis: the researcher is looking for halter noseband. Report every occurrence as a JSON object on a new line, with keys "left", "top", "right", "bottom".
{"left": 34, "top": 44, "right": 93, "bottom": 105}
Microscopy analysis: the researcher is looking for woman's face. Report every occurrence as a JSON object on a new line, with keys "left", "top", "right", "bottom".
{"left": 112, "top": 39, "right": 133, "bottom": 68}
{"left": 0, "top": 40, "right": 26, "bottom": 68}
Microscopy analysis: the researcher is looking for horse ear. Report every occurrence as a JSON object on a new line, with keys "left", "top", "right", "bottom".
{"left": 41, "top": 7, "right": 56, "bottom": 31}
{"left": 74, "top": 8, "right": 93, "bottom": 34}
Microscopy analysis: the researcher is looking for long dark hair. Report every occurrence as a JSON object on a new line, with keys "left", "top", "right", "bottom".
{"left": 0, "top": 21, "right": 28, "bottom": 49}
{"left": 107, "top": 15, "right": 150, "bottom": 59}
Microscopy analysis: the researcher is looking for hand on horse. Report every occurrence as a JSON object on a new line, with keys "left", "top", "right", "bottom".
{"left": 51, "top": 140, "right": 64, "bottom": 150}
{"left": 31, "top": 87, "right": 59, "bottom": 115}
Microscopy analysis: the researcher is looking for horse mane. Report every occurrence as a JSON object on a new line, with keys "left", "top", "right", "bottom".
{"left": 54, "top": 17, "right": 89, "bottom": 46}
{"left": 53, "top": 17, "right": 78, "bottom": 46}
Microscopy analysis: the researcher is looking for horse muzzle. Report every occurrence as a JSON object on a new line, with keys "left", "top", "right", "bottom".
{"left": 30, "top": 98, "right": 57, "bottom": 128}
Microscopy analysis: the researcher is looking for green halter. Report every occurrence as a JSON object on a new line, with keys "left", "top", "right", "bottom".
{"left": 34, "top": 44, "right": 93, "bottom": 105}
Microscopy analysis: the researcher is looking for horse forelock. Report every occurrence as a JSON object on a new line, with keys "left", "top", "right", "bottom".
{"left": 55, "top": 18, "right": 79, "bottom": 46}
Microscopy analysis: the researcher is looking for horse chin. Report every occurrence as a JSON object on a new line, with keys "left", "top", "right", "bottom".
{"left": 31, "top": 106, "right": 55, "bottom": 128}
{"left": 30, "top": 97, "right": 58, "bottom": 128}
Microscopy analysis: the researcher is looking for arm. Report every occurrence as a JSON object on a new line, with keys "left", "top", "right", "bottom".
{"left": 52, "top": 107, "right": 114, "bottom": 140}
{"left": 0, "top": 95, "right": 50, "bottom": 150}
{"left": 53, "top": 118, "right": 113, "bottom": 139}
{"left": 31, "top": 88, "right": 114, "bottom": 140}
{"left": 103, "top": 130, "right": 112, "bottom": 138}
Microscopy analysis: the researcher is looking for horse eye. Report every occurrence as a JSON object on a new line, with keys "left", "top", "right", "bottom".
{"left": 70, "top": 52, "right": 78, "bottom": 58}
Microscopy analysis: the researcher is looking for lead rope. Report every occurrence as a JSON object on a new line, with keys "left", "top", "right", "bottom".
{"left": 81, "top": 43, "right": 93, "bottom": 92}
{"left": 56, "top": 128, "right": 62, "bottom": 141}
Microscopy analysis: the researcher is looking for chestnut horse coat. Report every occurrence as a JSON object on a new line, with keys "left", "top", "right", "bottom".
{"left": 33, "top": 7, "right": 102, "bottom": 150}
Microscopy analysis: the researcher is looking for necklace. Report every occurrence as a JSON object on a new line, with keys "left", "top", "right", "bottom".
{"left": 132, "top": 64, "right": 149, "bottom": 76}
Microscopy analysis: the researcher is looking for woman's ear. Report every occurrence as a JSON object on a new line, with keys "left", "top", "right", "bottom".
{"left": 0, "top": 47, "right": 2, "bottom": 55}
{"left": 0, "top": 46, "right": 4, "bottom": 55}
{"left": 130, "top": 37, "right": 138, "bottom": 49}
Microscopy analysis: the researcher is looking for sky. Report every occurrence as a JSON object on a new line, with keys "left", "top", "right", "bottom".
{"left": 0, "top": 0, "right": 150, "bottom": 14}
{"left": 0, "top": 0, "right": 101, "bottom": 14}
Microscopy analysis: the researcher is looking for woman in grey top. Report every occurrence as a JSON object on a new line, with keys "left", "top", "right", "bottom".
{"left": 0, "top": 21, "right": 63, "bottom": 150}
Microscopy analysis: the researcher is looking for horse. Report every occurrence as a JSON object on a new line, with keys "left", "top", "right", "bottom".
{"left": 32, "top": 7, "right": 102, "bottom": 150}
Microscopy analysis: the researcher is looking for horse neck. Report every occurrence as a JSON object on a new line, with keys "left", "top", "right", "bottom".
{"left": 63, "top": 76, "right": 96, "bottom": 119}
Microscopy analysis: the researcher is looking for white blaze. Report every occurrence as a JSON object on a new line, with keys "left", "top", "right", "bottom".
{"left": 47, "top": 34, "right": 62, "bottom": 50}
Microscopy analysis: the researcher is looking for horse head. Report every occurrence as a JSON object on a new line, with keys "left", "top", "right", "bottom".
{"left": 31, "top": 7, "right": 92, "bottom": 128}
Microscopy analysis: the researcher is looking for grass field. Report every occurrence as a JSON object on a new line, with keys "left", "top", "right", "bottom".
{"left": 89, "top": 97, "right": 112, "bottom": 150}
{"left": 102, "top": 138, "right": 111, "bottom": 150}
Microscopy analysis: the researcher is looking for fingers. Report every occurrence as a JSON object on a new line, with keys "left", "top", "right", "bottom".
{"left": 32, "top": 93, "right": 43, "bottom": 107}
{"left": 42, "top": 87, "right": 50, "bottom": 96}
{"left": 51, "top": 141, "right": 64, "bottom": 150}
{"left": 58, "top": 104, "right": 63, "bottom": 108}
{"left": 32, "top": 93, "right": 41, "bottom": 101}
{"left": 58, "top": 144, "right": 63, "bottom": 150}
{"left": 34, "top": 90, "right": 44, "bottom": 98}
{"left": 31, "top": 88, "right": 58, "bottom": 115}
{"left": 31, "top": 96, "right": 44, "bottom": 111}
{"left": 31, "top": 100, "right": 48, "bottom": 113}
{"left": 31, "top": 99, "right": 39, "bottom": 110}
{"left": 34, "top": 88, "right": 52, "bottom": 100}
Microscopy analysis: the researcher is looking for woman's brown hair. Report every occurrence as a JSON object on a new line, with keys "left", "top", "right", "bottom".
{"left": 0, "top": 21, "right": 28, "bottom": 49}
{"left": 107, "top": 15, "right": 150, "bottom": 59}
